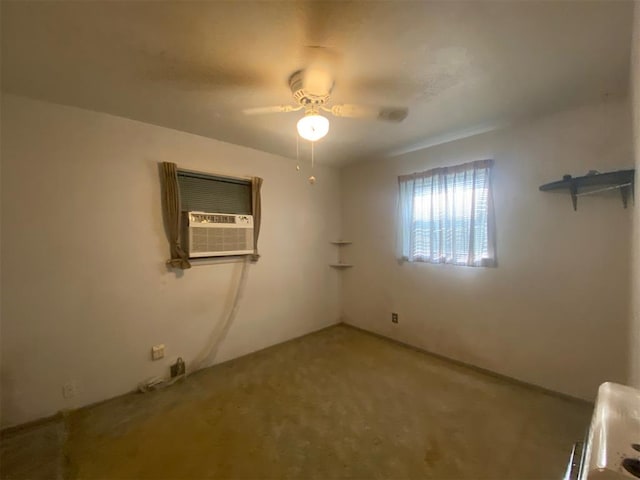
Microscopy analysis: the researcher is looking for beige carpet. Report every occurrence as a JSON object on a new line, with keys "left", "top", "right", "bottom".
{"left": 2, "top": 324, "right": 591, "bottom": 479}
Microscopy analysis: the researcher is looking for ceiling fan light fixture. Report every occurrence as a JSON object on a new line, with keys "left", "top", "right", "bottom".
{"left": 297, "top": 113, "right": 329, "bottom": 141}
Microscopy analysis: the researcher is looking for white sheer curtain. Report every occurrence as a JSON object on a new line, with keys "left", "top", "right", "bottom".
{"left": 398, "top": 159, "right": 496, "bottom": 267}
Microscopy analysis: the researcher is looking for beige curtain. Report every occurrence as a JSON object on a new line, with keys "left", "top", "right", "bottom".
{"left": 398, "top": 159, "right": 496, "bottom": 267}
{"left": 250, "top": 176, "right": 263, "bottom": 262}
{"left": 160, "top": 162, "right": 191, "bottom": 269}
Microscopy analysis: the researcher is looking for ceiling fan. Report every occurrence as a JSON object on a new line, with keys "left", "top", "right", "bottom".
{"left": 243, "top": 68, "right": 409, "bottom": 141}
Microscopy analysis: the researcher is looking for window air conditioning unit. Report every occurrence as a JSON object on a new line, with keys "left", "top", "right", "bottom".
{"left": 185, "top": 212, "right": 254, "bottom": 258}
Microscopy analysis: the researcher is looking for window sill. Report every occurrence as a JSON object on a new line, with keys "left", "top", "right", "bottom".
{"left": 189, "top": 255, "right": 252, "bottom": 267}
{"left": 400, "top": 257, "right": 496, "bottom": 268}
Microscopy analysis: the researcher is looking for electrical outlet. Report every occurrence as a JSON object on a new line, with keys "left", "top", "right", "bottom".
{"left": 170, "top": 357, "right": 186, "bottom": 378}
{"left": 151, "top": 344, "right": 165, "bottom": 361}
{"left": 62, "top": 381, "right": 77, "bottom": 399}
{"left": 391, "top": 312, "right": 399, "bottom": 324}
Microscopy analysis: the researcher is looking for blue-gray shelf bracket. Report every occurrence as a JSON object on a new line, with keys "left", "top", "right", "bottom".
{"left": 570, "top": 184, "right": 578, "bottom": 211}
{"left": 621, "top": 184, "right": 633, "bottom": 209}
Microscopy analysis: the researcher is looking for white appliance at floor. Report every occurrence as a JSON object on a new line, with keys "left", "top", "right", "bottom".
{"left": 565, "top": 382, "right": 640, "bottom": 480}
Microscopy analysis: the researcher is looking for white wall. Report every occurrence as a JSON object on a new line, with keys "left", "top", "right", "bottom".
{"left": 0, "top": 94, "right": 341, "bottom": 428}
{"left": 630, "top": 3, "right": 640, "bottom": 389}
{"left": 341, "top": 100, "right": 633, "bottom": 401}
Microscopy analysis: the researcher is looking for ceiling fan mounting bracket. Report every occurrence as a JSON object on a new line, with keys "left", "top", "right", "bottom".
{"left": 289, "top": 70, "right": 333, "bottom": 108}
{"left": 243, "top": 69, "right": 408, "bottom": 124}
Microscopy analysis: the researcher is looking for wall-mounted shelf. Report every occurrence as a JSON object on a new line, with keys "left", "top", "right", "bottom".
{"left": 330, "top": 240, "right": 353, "bottom": 268}
{"left": 539, "top": 169, "right": 635, "bottom": 211}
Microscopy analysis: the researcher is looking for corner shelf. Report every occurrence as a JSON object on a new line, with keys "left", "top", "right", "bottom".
{"left": 330, "top": 240, "right": 353, "bottom": 269}
{"left": 539, "top": 169, "right": 634, "bottom": 211}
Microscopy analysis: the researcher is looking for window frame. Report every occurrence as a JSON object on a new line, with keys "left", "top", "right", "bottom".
{"left": 398, "top": 159, "right": 496, "bottom": 268}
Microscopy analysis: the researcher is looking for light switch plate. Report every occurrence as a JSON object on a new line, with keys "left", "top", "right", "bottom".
{"left": 151, "top": 344, "right": 165, "bottom": 361}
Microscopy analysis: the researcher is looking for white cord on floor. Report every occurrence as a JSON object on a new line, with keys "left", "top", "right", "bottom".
{"left": 138, "top": 256, "right": 251, "bottom": 394}
{"left": 137, "top": 373, "right": 186, "bottom": 393}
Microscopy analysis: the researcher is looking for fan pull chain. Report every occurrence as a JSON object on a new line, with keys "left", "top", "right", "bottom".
{"left": 308, "top": 141, "right": 316, "bottom": 185}
{"left": 295, "top": 135, "right": 300, "bottom": 172}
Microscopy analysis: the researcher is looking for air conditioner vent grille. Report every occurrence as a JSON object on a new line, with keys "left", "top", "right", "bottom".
{"left": 191, "top": 227, "right": 253, "bottom": 254}
{"left": 186, "top": 212, "right": 254, "bottom": 258}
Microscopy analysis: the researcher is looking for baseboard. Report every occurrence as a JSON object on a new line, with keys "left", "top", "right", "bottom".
{"left": 0, "top": 411, "right": 64, "bottom": 437}
{"left": 339, "top": 321, "right": 594, "bottom": 407}
{"left": 3, "top": 319, "right": 586, "bottom": 434}
{"left": 1, "top": 320, "right": 343, "bottom": 434}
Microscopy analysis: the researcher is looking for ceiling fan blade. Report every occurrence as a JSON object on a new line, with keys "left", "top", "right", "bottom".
{"left": 296, "top": 3, "right": 372, "bottom": 78}
{"left": 299, "top": 66, "right": 335, "bottom": 97}
{"left": 242, "top": 105, "right": 302, "bottom": 115}
{"left": 327, "top": 104, "right": 409, "bottom": 122}
{"left": 298, "top": 2, "right": 364, "bottom": 59}
{"left": 299, "top": 1, "right": 332, "bottom": 49}
{"left": 144, "top": 61, "right": 270, "bottom": 89}
{"left": 346, "top": 76, "right": 418, "bottom": 98}
{"left": 302, "top": 45, "right": 342, "bottom": 73}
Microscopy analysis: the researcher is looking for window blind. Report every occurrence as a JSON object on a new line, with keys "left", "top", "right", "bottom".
{"left": 177, "top": 170, "right": 251, "bottom": 215}
{"left": 398, "top": 159, "right": 496, "bottom": 267}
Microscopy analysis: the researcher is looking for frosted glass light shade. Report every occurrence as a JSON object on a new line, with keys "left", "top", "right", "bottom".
{"left": 297, "top": 114, "right": 329, "bottom": 141}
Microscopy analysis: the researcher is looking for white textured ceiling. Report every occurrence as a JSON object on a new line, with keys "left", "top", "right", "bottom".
{"left": 1, "top": 1, "right": 634, "bottom": 165}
